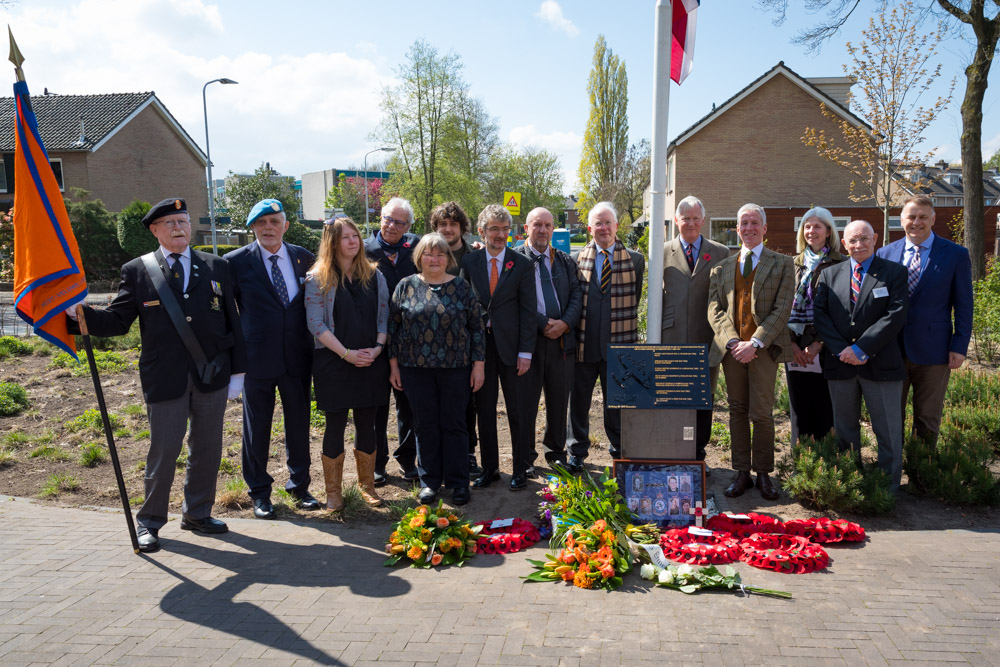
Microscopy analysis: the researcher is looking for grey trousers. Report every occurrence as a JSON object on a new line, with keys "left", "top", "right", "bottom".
{"left": 828, "top": 376, "right": 903, "bottom": 492}
{"left": 139, "top": 379, "right": 228, "bottom": 530}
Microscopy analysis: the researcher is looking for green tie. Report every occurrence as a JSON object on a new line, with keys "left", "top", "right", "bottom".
{"left": 741, "top": 252, "right": 753, "bottom": 280}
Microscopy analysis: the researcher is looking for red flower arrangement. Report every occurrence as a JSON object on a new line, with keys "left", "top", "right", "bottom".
{"left": 782, "top": 518, "right": 865, "bottom": 544}
{"left": 739, "top": 533, "right": 830, "bottom": 574}
{"left": 504, "top": 260, "right": 514, "bottom": 270}
{"left": 473, "top": 518, "right": 541, "bottom": 554}
{"left": 659, "top": 527, "right": 742, "bottom": 565}
{"left": 706, "top": 512, "right": 785, "bottom": 538}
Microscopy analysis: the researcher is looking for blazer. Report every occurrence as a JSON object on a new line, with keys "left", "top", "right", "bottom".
{"left": 73, "top": 248, "right": 247, "bottom": 403}
{"left": 813, "top": 256, "right": 908, "bottom": 381}
{"left": 707, "top": 246, "right": 795, "bottom": 367}
{"left": 661, "top": 235, "right": 730, "bottom": 346}
{"left": 876, "top": 236, "right": 973, "bottom": 365}
{"left": 224, "top": 241, "right": 314, "bottom": 379}
{"left": 364, "top": 233, "right": 419, "bottom": 292}
{"left": 460, "top": 248, "right": 538, "bottom": 366}
{"left": 513, "top": 243, "right": 583, "bottom": 350}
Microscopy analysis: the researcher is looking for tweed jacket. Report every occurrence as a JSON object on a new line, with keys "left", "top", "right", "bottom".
{"left": 661, "top": 235, "right": 730, "bottom": 346}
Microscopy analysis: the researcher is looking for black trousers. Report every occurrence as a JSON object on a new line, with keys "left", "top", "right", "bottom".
{"left": 402, "top": 366, "right": 471, "bottom": 490}
{"left": 567, "top": 359, "right": 621, "bottom": 460}
{"left": 241, "top": 372, "right": 312, "bottom": 501}
{"left": 523, "top": 336, "right": 574, "bottom": 463}
{"left": 474, "top": 332, "right": 531, "bottom": 475}
{"left": 786, "top": 367, "right": 834, "bottom": 444}
{"left": 375, "top": 386, "right": 417, "bottom": 472}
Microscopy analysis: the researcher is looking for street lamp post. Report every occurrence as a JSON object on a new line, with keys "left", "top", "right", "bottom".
{"left": 364, "top": 146, "right": 395, "bottom": 234}
{"left": 202, "top": 77, "right": 238, "bottom": 255}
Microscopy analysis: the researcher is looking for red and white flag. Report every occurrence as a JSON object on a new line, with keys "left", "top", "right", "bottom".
{"left": 671, "top": 0, "right": 699, "bottom": 84}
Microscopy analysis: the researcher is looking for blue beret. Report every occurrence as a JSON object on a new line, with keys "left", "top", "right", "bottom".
{"left": 246, "top": 199, "right": 284, "bottom": 227}
{"left": 143, "top": 198, "right": 186, "bottom": 227}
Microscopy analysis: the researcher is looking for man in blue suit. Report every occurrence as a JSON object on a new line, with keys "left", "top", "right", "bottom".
{"left": 876, "top": 195, "right": 974, "bottom": 442}
{"left": 226, "top": 199, "right": 320, "bottom": 519}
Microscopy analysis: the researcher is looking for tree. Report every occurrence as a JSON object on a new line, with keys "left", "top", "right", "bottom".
{"left": 223, "top": 162, "right": 300, "bottom": 227}
{"left": 985, "top": 147, "right": 1000, "bottom": 170}
{"left": 615, "top": 140, "right": 651, "bottom": 225}
{"left": 324, "top": 173, "right": 385, "bottom": 230}
{"left": 481, "top": 145, "right": 565, "bottom": 222}
{"left": 65, "top": 188, "right": 129, "bottom": 282}
{"left": 800, "top": 1, "right": 953, "bottom": 244}
{"left": 116, "top": 199, "right": 155, "bottom": 258}
{"left": 577, "top": 35, "right": 629, "bottom": 225}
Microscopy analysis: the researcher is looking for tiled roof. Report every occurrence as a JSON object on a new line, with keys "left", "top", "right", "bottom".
{"left": 0, "top": 91, "right": 154, "bottom": 151}
{"left": 898, "top": 165, "right": 1000, "bottom": 201}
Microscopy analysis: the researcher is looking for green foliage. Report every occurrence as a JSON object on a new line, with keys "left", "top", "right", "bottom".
{"left": 310, "top": 401, "right": 326, "bottom": 429}
{"left": 218, "top": 457, "right": 239, "bottom": 475}
{"left": 710, "top": 422, "right": 731, "bottom": 450}
{"left": 480, "top": 145, "right": 565, "bottom": 220}
{"left": 67, "top": 408, "right": 124, "bottom": 434}
{"left": 80, "top": 319, "right": 141, "bottom": 352}
{"left": 224, "top": 163, "right": 300, "bottom": 227}
{"left": 39, "top": 473, "right": 79, "bottom": 497}
{"left": 281, "top": 221, "right": 320, "bottom": 253}
{"left": 1, "top": 431, "right": 31, "bottom": 448}
{"left": 176, "top": 444, "right": 188, "bottom": 469}
{"left": 0, "top": 208, "right": 13, "bottom": 280}
{"left": 904, "top": 426, "right": 1000, "bottom": 505}
{"left": 774, "top": 374, "right": 790, "bottom": 414}
{"left": 192, "top": 244, "right": 241, "bottom": 255}
{"left": 115, "top": 199, "right": 156, "bottom": 258}
{"left": 0, "top": 446, "right": 15, "bottom": 467}
{"left": 570, "top": 232, "right": 589, "bottom": 244}
{"left": 0, "top": 382, "right": 30, "bottom": 416}
{"left": 777, "top": 432, "right": 896, "bottom": 515}
{"left": 984, "top": 147, "right": 1000, "bottom": 171}
{"left": 30, "top": 444, "right": 71, "bottom": 462}
{"left": 0, "top": 336, "right": 33, "bottom": 358}
{"left": 122, "top": 404, "right": 146, "bottom": 418}
{"left": 324, "top": 174, "right": 384, "bottom": 226}
{"left": 636, "top": 227, "right": 649, "bottom": 256}
{"left": 65, "top": 188, "right": 129, "bottom": 282}
{"left": 51, "top": 350, "right": 130, "bottom": 377}
{"left": 971, "top": 256, "right": 1000, "bottom": 362}
{"left": 78, "top": 443, "right": 107, "bottom": 468}
{"left": 942, "top": 370, "right": 1000, "bottom": 452}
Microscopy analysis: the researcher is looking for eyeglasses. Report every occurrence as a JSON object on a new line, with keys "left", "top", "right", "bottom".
{"left": 154, "top": 218, "right": 191, "bottom": 229}
{"left": 383, "top": 216, "right": 410, "bottom": 227}
{"left": 484, "top": 226, "right": 511, "bottom": 235}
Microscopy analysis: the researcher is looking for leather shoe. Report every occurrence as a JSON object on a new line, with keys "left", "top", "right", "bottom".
{"left": 252, "top": 498, "right": 276, "bottom": 520}
{"left": 373, "top": 468, "right": 388, "bottom": 487}
{"left": 509, "top": 474, "right": 527, "bottom": 491}
{"left": 472, "top": 469, "right": 501, "bottom": 489}
{"left": 400, "top": 465, "right": 420, "bottom": 481}
{"left": 468, "top": 456, "right": 484, "bottom": 478}
{"left": 291, "top": 490, "right": 322, "bottom": 511}
{"left": 180, "top": 515, "right": 229, "bottom": 534}
{"left": 724, "top": 471, "right": 754, "bottom": 498}
{"left": 756, "top": 473, "right": 780, "bottom": 501}
{"left": 525, "top": 466, "right": 539, "bottom": 480}
{"left": 418, "top": 486, "right": 437, "bottom": 504}
{"left": 452, "top": 486, "right": 470, "bottom": 506}
{"left": 565, "top": 456, "right": 585, "bottom": 473}
{"left": 137, "top": 527, "right": 159, "bottom": 553}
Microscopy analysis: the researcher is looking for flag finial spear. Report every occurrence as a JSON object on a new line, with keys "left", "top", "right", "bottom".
{"left": 8, "top": 27, "right": 25, "bottom": 82}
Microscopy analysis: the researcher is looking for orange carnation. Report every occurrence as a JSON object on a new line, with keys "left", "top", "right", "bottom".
{"left": 436, "top": 517, "right": 450, "bottom": 528}
{"left": 410, "top": 515, "right": 426, "bottom": 529}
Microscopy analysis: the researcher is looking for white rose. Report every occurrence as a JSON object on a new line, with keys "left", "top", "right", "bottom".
{"left": 640, "top": 563, "right": 656, "bottom": 580}
{"left": 676, "top": 564, "right": 696, "bottom": 578}
{"left": 658, "top": 569, "right": 675, "bottom": 585}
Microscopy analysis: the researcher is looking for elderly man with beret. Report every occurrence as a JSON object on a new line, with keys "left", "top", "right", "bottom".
{"left": 224, "top": 199, "right": 320, "bottom": 519}
{"left": 67, "top": 198, "right": 247, "bottom": 552}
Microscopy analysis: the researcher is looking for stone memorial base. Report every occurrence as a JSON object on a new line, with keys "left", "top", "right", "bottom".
{"left": 621, "top": 409, "right": 697, "bottom": 460}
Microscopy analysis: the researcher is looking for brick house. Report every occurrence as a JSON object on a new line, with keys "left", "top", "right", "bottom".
{"left": 0, "top": 91, "right": 208, "bottom": 229}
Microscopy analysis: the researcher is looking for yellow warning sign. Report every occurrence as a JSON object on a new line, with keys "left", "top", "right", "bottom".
{"left": 503, "top": 191, "right": 521, "bottom": 216}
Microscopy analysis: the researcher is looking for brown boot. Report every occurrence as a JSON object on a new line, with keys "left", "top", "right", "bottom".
{"left": 353, "top": 449, "right": 383, "bottom": 507}
{"left": 322, "top": 453, "right": 345, "bottom": 511}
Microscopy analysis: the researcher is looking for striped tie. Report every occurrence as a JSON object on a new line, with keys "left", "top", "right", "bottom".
{"left": 851, "top": 263, "right": 863, "bottom": 307}
{"left": 907, "top": 246, "right": 922, "bottom": 296}
{"left": 599, "top": 249, "right": 611, "bottom": 294}
{"left": 685, "top": 243, "right": 695, "bottom": 272}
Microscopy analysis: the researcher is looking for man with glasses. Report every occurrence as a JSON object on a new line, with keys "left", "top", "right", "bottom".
{"left": 66, "top": 198, "right": 246, "bottom": 552}
{"left": 364, "top": 197, "right": 420, "bottom": 484}
{"left": 814, "top": 219, "right": 908, "bottom": 492}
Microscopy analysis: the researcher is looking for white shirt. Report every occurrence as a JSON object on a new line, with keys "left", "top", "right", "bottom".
{"left": 738, "top": 243, "right": 763, "bottom": 273}
{"left": 529, "top": 245, "right": 561, "bottom": 317}
{"left": 161, "top": 245, "right": 191, "bottom": 292}
{"left": 259, "top": 242, "right": 299, "bottom": 301}
{"left": 904, "top": 232, "right": 934, "bottom": 282}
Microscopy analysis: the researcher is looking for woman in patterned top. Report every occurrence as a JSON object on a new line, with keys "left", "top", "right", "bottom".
{"left": 388, "top": 233, "right": 485, "bottom": 506}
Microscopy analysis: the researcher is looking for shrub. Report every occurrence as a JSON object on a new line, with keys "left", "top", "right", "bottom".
{"left": 710, "top": 422, "right": 730, "bottom": 449}
{"left": 116, "top": 199, "right": 155, "bottom": 258}
{"left": 0, "top": 336, "right": 32, "bottom": 358}
{"left": 971, "top": 256, "right": 1000, "bottom": 362}
{"left": 67, "top": 408, "right": 124, "bottom": 434}
{"left": 310, "top": 401, "right": 326, "bottom": 428}
{"left": 79, "top": 443, "right": 107, "bottom": 468}
{"left": 51, "top": 350, "right": 130, "bottom": 377}
{"left": 0, "top": 382, "right": 30, "bottom": 416}
{"left": 903, "top": 425, "right": 1000, "bottom": 505}
{"left": 192, "top": 244, "right": 242, "bottom": 255}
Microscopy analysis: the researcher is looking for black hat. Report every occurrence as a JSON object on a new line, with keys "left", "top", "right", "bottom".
{"left": 143, "top": 198, "right": 187, "bottom": 227}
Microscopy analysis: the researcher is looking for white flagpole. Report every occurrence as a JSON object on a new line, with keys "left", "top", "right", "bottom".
{"left": 646, "top": 0, "right": 672, "bottom": 344}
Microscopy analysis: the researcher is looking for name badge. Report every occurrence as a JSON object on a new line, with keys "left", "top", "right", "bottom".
{"left": 873, "top": 286, "right": 889, "bottom": 299}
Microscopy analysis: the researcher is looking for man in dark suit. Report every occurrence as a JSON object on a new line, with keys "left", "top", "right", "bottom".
{"left": 67, "top": 198, "right": 247, "bottom": 552}
{"left": 567, "top": 202, "right": 646, "bottom": 469}
{"left": 875, "top": 195, "right": 973, "bottom": 443}
{"left": 224, "top": 199, "right": 319, "bottom": 520}
{"left": 515, "top": 207, "right": 583, "bottom": 471}
{"left": 814, "top": 220, "right": 908, "bottom": 492}
{"left": 364, "top": 197, "right": 420, "bottom": 485}
{"left": 461, "top": 204, "right": 537, "bottom": 491}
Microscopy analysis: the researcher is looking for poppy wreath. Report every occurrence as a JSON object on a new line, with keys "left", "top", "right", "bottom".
{"left": 706, "top": 512, "right": 786, "bottom": 538}
{"left": 739, "top": 533, "right": 830, "bottom": 573}
{"left": 658, "top": 527, "right": 742, "bottom": 565}
{"left": 782, "top": 518, "right": 866, "bottom": 544}
{"left": 473, "top": 518, "right": 542, "bottom": 554}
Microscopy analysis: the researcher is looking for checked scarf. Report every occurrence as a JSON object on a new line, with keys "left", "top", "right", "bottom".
{"left": 576, "top": 241, "right": 638, "bottom": 362}
{"left": 788, "top": 245, "right": 829, "bottom": 335}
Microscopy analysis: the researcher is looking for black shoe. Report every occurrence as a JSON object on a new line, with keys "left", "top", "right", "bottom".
{"left": 472, "top": 469, "right": 501, "bottom": 489}
{"left": 400, "top": 466, "right": 420, "bottom": 481}
{"left": 452, "top": 486, "right": 470, "bottom": 506}
{"left": 468, "top": 456, "right": 484, "bottom": 478}
{"left": 137, "top": 527, "right": 159, "bottom": 553}
{"left": 253, "top": 498, "right": 276, "bottom": 520}
{"left": 373, "top": 468, "right": 388, "bottom": 487}
{"left": 547, "top": 457, "right": 567, "bottom": 471}
{"left": 180, "top": 515, "right": 229, "bottom": 534}
{"left": 565, "top": 456, "right": 585, "bottom": 473}
{"left": 525, "top": 467, "right": 539, "bottom": 480}
{"left": 418, "top": 486, "right": 437, "bottom": 504}
{"left": 509, "top": 474, "right": 527, "bottom": 491}
{"left": 291, "top": 490, "right": 321, "bottom": 511}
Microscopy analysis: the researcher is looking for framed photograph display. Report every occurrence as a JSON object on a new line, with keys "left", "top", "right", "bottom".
{"left": 613, "top": 460, "right": 706, "bottom": 528}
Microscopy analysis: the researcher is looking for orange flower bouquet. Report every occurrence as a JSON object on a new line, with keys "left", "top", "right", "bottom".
{"left": 384, "top": 500, "right": 482, "bottom": 568}
{"left": 523, "top": 519, "right": 631, "bottom": 590}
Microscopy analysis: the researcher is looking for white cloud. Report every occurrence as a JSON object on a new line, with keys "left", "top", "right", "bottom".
{"left": 508, "top": 124, "right": 583, "bottom": 193}
{"left": 984, "top": 131, "right": 1000, "bottom": 159}
{"left": 535, "top": 1, "right": 579, "bottom": 37}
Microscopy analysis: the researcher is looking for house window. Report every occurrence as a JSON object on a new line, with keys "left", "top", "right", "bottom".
{"left": 49, "top": 158, "right": 64, "bottom": 191}
{"left": 794, "top": 215, "right": 852, "bottom": 231}
{"left": 0, "top": 160, "right": 7, "bottom": 193}
{"left": 709, "top": 218, "right": 739, "bottom": 247}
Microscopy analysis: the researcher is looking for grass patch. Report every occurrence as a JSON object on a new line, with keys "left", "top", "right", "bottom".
{"left": 176, "top": 445, "right": 188, "bottom": 469}
{"left": 121, "top": 404, "right": 146, "bottom": 417}
{"left": 78, "top": 443, "right": 107, "bottom": 468}
{"left": 0, "top": 335, "right": 33, "bottom": 358}
{"left": 0, "top": 382, "right": 30, "bottom": 416}
{"left": 385, "top": 497, "right": 418, "bottom": 521}
{"left": 310, "top": 401, "right": 325, "bottom": 428}
{"left": 0, "top": 447, "right": 15, "bottom": 467}
{"left": 1, "top": 431, "right": 31, "bottom": 449}
{"left": 67, "top": 408, "right": 124, "bottom": 434}
{"left": 217, "top": 478, "right": 249, "bottom": 509}
{"left": 134, "top": 429, "right": 150, "bottom": 440}
{"left": 34, "top": 430, "right": 56, "bottom": 445}
{"left": 39, "top": 473, "right": 80, "bottom": 498}
{"left": 50, "top": 349, "right": 131, "bottom": 377}
{"left": 129, "top": 494, "right": 144, "bottom": 507}
{"left": 29, "top": 444, "right": 71, "bottom": 462}
{"left": 218, "top": 457, "right": 239, "bottom": 475}
{"left": 710, "top": 421, "right": 730, "bottom": 449}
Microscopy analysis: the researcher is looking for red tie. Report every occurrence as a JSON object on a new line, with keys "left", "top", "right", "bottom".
{"left": 489, "top": 257, "right": 499, "bottom": 296}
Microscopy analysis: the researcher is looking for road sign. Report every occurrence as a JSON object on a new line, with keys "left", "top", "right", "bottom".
{"left": 503, "top": 191, "right": 521, "bottom": 216}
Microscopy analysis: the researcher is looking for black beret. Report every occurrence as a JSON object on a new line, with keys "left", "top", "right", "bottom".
{"left": 143, "top": 198, "right": 187, "bottom": 227}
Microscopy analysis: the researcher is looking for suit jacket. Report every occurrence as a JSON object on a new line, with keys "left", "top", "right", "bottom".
{"left": 661, "top": 235, "right": 730, "bottom": 345}
{"left": 876, "top": 236, "right": 973, "bottom": 365}
{"left": 707, "top": 246, "right": 795, "bottom": 367}
{"left": 460, "top": 248, "right": 538, "bottom": 366}
{"left": 365, "top": 233, "right": 419, "bottom": 292}
{"left": 224, "top": 241, "right": 314, "bottom": 379}
{"left": 513, "top": 244, "right": 583, "bottom": 350}
{"left": 813, "top": 256, "right": 908, "bottom": 381}
{"left": 74, "top": 248, "right": 247, "bottom": 403}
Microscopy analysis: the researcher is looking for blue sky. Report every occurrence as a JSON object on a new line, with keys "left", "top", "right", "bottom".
{"left": 3, "top": 0, "right": 995, "bottom": 193}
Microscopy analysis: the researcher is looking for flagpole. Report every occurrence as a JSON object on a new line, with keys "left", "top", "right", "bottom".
{"left": 76, "top": 305, "right": 140, "bottom": 554}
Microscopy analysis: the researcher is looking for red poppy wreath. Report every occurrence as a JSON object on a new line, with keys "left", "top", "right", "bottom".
{"left": 739, "top": 533, "right": 830, "bottom": 574}
{"left": 782, "top": 518, "right": 866, "bottom": 544}
{"left": 473, "top": 518, "right": 541, "bottom": 554}
{"left": 706, "top": 512, "right": 786, "bottom": 538}
{"left": 659, "top": 527, "right": 742, "bottom": 565}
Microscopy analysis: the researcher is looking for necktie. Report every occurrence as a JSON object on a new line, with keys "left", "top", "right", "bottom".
{"left": 386, "top": 251, "right": 398, "bottom": 265}
{"left": 169, "top": 252, "right": 185, "bottom": 292}
{"left": 741, "top": 251, "right": 753, "bottom": 280}
{"left": 270, "top": 255, "right": 290, "bottom": 307}
{"left": 851, "top": 263, "right": 863, "bottom": 308}
{"left": 535, "top": 253, "right": 560, "bottom": 318}
{"left": 907, "top": 245, "right": 922, "bottom": 296}
{"left": 489, "top": 257, "right": 499, "bottom": 296}
{"left": 685, "top": 243, "right": 695, "bottom": 272}
{"left": 599, "top": 249, "right": 611, "bottom": 294}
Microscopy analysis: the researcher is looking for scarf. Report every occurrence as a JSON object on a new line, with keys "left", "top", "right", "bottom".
{"left": 375, "top": 231, "right": 406, "bottom": 253}
{"left": 788, "top": 245, "right": 828, "bottom": 334}
{"left": 576, "top": 240, "right": 638, "bottom": 362}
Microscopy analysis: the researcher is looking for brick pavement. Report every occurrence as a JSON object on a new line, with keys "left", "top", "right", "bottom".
{"left": 1, "top": 495, "right": 998, "bottom": 666}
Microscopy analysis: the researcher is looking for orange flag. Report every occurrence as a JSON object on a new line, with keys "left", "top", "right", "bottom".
{"left": 12, "top": 78, "right": 88, "bottom": 358}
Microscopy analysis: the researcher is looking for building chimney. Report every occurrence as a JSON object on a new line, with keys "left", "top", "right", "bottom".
{"left": 936, "top": 160, "right": 948, "bottom": 170}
